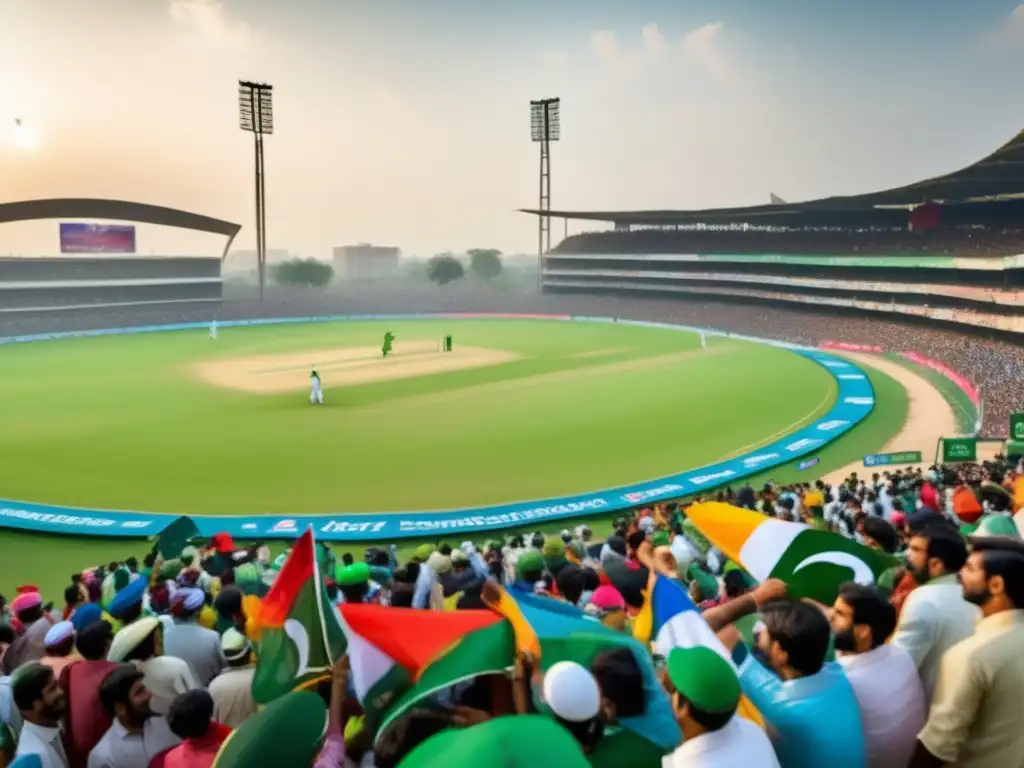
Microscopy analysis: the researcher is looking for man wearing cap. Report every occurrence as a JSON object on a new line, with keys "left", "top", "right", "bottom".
{"left": 88, "top": 665, "right": 180, "bottom": 768}
{"left": 661, "top": 646, "right": 777, "bottom": 766}
{"left": 336, "top": 563, "right": 373, "bottom": 604}
{"left": 511, "top": 550, "right": 546, "bottom": 594}
{"left": 2, "top": 590, "right": 53, "bottom": 675}
{"left": 39, "top": 622, "right": 77, "bottom": 679}
{"left": 539, "top": 662, "right": 605, "bottom": 755}
{"left": 107, "top": 618, "right": 199, "bottom": 716}
{"left": 105, "top": 577, "right": 149, "bottom": 629}
{"left": 207, "top": 630, "right": 256, "bottom": 729}
{"left": 11, "top": 662, "right": 68, "bottom": 768}
{"left": 162, "top": 589, "right": 223, "bottom": 687}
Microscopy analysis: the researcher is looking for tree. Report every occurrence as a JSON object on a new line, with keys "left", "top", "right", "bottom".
{"left": 427, "top": 254, "right": 464, "bottom": 285}
{"left": 271, "top": 258, "right": 334, "bottom": 288}
{"left": 467, "top": 249, "right": 503, "bottom": 282}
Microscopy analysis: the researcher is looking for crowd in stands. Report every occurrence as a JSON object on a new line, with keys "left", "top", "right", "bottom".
{"left": 0, "top": 453, "right": 1021, "bottom": 767}
{"left": 553, "top": 227, "right": 1024, "bottom": 259}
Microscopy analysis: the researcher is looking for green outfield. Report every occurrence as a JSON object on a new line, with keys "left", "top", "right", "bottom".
{"left": 0, "top": 319, "right": 835, "bottom": 514}
{"left": 0, "top": 318, "right": 910, "bottom": 598}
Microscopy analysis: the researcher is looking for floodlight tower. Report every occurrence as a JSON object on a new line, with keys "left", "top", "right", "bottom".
{"left": 238, "top": 80, "right": 274, "bottom": 304}
{"left": 530, "top": 98, "right": 560, "bottom": 291}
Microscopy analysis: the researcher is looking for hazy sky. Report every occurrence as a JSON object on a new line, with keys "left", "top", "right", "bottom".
{"left": 3, "top": 0, "right": 1024, "bottom": 259}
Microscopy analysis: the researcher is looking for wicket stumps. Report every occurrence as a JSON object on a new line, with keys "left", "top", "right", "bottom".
{"left": 439, "top": 335, "right": 453, "bottom": 353}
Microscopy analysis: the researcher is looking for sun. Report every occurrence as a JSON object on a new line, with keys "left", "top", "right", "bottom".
{"left": 11, "top": 119, "right": 40, "bottom": 151}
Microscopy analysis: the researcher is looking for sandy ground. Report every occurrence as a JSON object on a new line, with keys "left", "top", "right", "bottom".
{"left": 823, "top": 353, "right": 958, "bottom": 484}
{"left": 194, "top": 341, "right": 519, "bottom": 394}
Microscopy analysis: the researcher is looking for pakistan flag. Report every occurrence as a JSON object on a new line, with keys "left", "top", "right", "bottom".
{"left": 686, "top": 502, "right": 899, "bottom": 605}
{"left": 251, "top": 528, "right": 347, "bottom": 703}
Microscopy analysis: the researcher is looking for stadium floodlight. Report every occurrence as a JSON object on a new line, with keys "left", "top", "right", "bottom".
{"left": 238, "top": 81, "right": 273, "bottom": 304}
{"left": 529, "top": 98, "right": 560, "bottom": 291}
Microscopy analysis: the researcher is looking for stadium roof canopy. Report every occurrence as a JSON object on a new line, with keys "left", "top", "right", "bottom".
{"left": 520, "top": 128, "right": 1024, "bottom": 225}
{"left": 0, "top": 198, "right": 242, "bottom": 258}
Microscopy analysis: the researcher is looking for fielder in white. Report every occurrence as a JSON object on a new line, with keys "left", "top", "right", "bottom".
{"left": 310, "top": 367, "right": 323, "bottom": 404}
{"left": 209, "top": 319, "right": 218, "bottom": 340}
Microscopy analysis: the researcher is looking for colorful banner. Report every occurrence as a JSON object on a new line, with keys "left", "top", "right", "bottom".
{"left": 0, "top": 316, "right": 875, "bottom": 541}
{"left": 820, "top": 342, "right": 885, "bottom": 354}
{"left": 863, "top": 451, "right": 923, "bottom": 467}
{"left": 59, "top": 223, "right": 136, "bottom": 254}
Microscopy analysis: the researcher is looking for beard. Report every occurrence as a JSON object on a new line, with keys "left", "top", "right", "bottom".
{"left": 963, "top": 586, "right": 991, "bottom": 607}
{"left": 906, "top": 562, "right": 930, "bottom": 584}
{"left": 833, "top": 629, "right": 857, "bottom": 653}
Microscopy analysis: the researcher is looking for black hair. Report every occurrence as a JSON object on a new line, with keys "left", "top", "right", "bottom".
{"left": 70, "top": 574, "right": 83, "bottom": 584}
{"left": 213, "top": 585, "right": 244, "bottom": 618}
{"left": 456, "top": 585, "right": 486, "bottom": 610}
{"left": 325, "top": 582, "right": 339, "bottom": 602}
{"left": 340, "top": 583, "right": 369, "bottom": 604}
{"left": 125, "top": 557, "right": 139, "bottom": 573}
{"left": 341, "top": 553, "right": 355, "bottom": 567}
{"left": 861, "top": 517, "right": 900, "bottom": 554}
{"left": 627, "top": 531, "right": 646, "bottom": 552}
{"left": 369, "top": 549, "right": 391, "bottom": 567}
{"left": 531, "top": 533, "right": 545, "bottom": 550}
{"left": 64, "top": 585, "right": 82, "bottom": 605}
{"left": 374, "top": 709, "right": 454, "bottom": 768}
{"left": 723, "top": 570, "right": 748, "bottom": 599}
{"left": 76, "top": 620, "right": 114, "bottom": 661}
{"left": 971, "top": 539, "right": 1024, "bottom": 608}
{"left": 438, "top": 543, "right": 453, "bottom": 556}
{"left": 12, "top": 664, "right": 54, "bottom": 710}
{"left": 760, "top": 600, "right": 830, "bottom": 677}
{"left": 99, "top": 665, "right": 145, "bottom": 717}
{"left": 606, "top": 537, "right": 627, "bottom": 557}
{"left": 682, "top": 696, "right": 735, "bottom": 731}
{"left": 0, "top": 624, "right": 15, "bottom": 645}
{"left": 906, "top": 513, "right": 952, "bottom": 535}
{"left": 836, "top": 582, "right": 897, "bottom": 648}
{"left": 581, "top": 567, "right": 600, "bottom": 593}
{"left": 591, "top": 648, "right": 645, "bottom": 718}
{"left": 555, "top": 565, "right": 585, "bottom": 606}
{"left": 920, "top": 525, "right": 968, "bottom": 574}
{"left": 125, "top": 627, "right": 159, "bottom": 662}
{"left": 167, "top": 689, "right": 214, "bottom": 740}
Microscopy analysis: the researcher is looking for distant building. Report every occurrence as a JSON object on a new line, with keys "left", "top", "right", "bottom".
{"left": 333, "top": 244, "right": 400, "bottom": 279}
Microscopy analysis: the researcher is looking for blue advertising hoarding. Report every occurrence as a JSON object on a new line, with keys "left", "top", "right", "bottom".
{"left": 59, "top": 222, "right": 136, "bottom": 254}
{"left": 0, "top": 315, "right": 876, "bottom": 541}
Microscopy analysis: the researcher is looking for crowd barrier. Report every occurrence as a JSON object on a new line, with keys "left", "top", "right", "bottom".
{"left": 0, "top": 315, "right": 875, "bottom": 541}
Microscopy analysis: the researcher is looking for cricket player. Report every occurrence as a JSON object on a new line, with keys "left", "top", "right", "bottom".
{"left": 310, "top": 368, "right": 323, "bottom": 404}
{"left": 382, "top": 331, "right": 395, "bottom": 358}
{"left": 209, "top": 319, "right": 218, "bottom": 340}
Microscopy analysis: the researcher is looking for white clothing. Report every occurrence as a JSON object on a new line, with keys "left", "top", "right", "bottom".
{"left": 891, "top": 574, "right": 980, "bottom": 702}
{"left": 15, "top": 722, "right": 69, "bottom": 768}
{"left": 838, "top": 644, "right": 926, "bottom": 768}
{"left": 87, "top": 716, "right": 180, "bottom": 768}
{"left": 139, "top": 655, "right": 200, "bottom": 716}
{"left": 310, "top": 375, "right": 323, "bottom": 404}
{"left": 208, "top": 666, "right": 258, "bottom": 729}
{"left": 209, "top": 321, "right": 218, "bottom": 339}
{"left": 162, "top": 621, "right": 224, "bottom": 686}
{"left": 661, "top": 716, "right": 779, "bottom": 767}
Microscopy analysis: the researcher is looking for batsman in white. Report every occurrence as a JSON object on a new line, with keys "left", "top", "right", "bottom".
{"left": 209, "top": 318, "right": 218, "bottom": 340}
{"left": 310, "top": 367, "right": 323, "bottom": 404}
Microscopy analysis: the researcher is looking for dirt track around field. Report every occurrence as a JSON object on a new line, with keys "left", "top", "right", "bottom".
{"left": 194, "top": 340, "right": 520, "bottom": 394}
{"left": 823, "top": 353, "right": 958, "bottom": 484}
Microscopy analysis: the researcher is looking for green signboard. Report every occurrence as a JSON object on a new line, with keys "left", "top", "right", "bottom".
{"left": 863, "top": 451, "right": 923, "bottom": 468}
{"left": 1011, "top": 413, "right": 1024, "bottom": 442}
{"left": 942, "top": 438, "right": 977, "bottom": 463}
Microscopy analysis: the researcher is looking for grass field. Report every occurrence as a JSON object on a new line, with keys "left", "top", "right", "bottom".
{"left": 0, "top": 318, "right": 908, "bottom": 598}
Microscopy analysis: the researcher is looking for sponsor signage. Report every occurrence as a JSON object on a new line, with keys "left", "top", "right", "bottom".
{"left": 59, "top": 222, "right": 136, "bottom": 253}
{"left": 0, "top": 316, "right": 875, "bottom": 541}
{"left": 942, "top": 438, "right": 977, "bottom": 463}
{"left": 863, "top": 451, "right": 923, "bottom": 467}
{"left": 820, "top": 342, "right": 885, "bottom": 353}
{"left": 1011, "top": 413, "right": 1024, "bottom": 441}
{"left": 796, "top": 457, "right": 821, "bottom": 471}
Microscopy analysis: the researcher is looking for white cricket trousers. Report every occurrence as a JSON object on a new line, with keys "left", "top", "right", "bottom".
{"left": 310, "top": 389, "right": 323, "bottom": 404}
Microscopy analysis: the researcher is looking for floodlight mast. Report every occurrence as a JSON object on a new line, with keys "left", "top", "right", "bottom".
{"left": 530, "top": 98, "right": 560, "bottom": 293}
{"left": 238, "top": 81, "right": 274, "bottom": 305}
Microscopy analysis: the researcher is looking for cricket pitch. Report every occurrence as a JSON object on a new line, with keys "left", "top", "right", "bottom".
{"left": 193, "top": 340, "right": 520, "bottom": 395}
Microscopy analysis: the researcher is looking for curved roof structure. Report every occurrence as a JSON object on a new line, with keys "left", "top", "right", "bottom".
{"left": 521, "top": 127, "right": 1024, "bottom": 225}
{"left": 0, "top": 198, "right": 242, "bottom": 258}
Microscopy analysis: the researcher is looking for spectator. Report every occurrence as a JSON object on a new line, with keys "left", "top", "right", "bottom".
{"left": 11, "top": 662, "right": 68, "bottom": 768}
{"left": 831, "top": 583, "right": 925, "bottom": 768}
{"left": 88, "top": 665, "right": 179, "bottom": 768}
{"left": 912, "top": 537, "right": 1024, "bottom": 768}
{"left": 107, "top": 619, "right": 199, "bottom": 716}
{"left": 162, "top": 589, "right": 224, "bottom": 687}
{"left": 891, "top": 524, "right": 978, "bottom": 701}
{"left": 39, "top": 622, "right": 77, "bottom": 679}
{"left": 151, "top": 690, "right": 230, "bottom": 768}
{"left": 62, "top": 620, "right": 118, "bottom": 768}
{"left": 721, "top": 600, "right": 865, "bottom": 768}
{"left": 207, "top": 630, "right": 256, "bottom": 730}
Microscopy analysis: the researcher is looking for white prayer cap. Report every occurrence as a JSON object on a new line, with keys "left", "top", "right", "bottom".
{"left": 542, "top": 661, "right": 601, "bottom": 723}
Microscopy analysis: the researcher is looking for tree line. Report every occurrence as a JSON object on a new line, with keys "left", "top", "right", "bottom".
{"left": 270, "top": 250, "right": 504, "bottom": 288}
